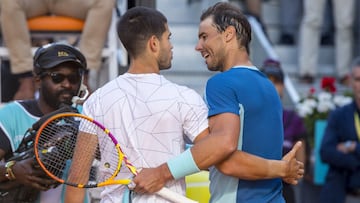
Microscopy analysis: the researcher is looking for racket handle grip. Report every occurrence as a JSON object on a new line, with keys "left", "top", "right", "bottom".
{"left": 156, "top": 187, "right": 198, "bottom": 203}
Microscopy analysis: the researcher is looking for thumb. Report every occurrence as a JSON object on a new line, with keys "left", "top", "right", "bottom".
{"left": 283, "top": 141, "right": 302, "bottom": 161}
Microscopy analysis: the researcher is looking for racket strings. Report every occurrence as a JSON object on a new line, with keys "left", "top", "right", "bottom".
{"left": 35, "top": 114, "right": 144, "bottom": 188}
{"left": 37, "top": 118, "right": 79, "bottom": 178}
{"left": 95, "top": 128, "right": 124, "bottom": 183}
{"left": 66, "top": 117, "right": 122, "bottom": 186}
{"left": 35, "top": 115, "right": 123, "bottom": 187}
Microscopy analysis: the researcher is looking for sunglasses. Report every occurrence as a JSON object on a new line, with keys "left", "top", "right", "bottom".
{"left": 40, "top": 72, "right": 81, "bottom": 84}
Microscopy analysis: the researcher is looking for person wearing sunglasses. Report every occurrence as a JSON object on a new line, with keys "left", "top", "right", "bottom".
{"left": 0, "top": 42, "right": 90, "bottom": 203}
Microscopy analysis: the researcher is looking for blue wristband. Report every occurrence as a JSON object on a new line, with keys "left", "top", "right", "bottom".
{"left": 167, "top": 149, "right": 200, "bottom": 180}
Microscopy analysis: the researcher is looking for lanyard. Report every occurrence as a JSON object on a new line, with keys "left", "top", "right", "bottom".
{"left": 353, "top": 111, "right": 360, "bottom": 141}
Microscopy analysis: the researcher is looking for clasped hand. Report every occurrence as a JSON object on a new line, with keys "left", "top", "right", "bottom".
{"left": 10, "top": 158, "right": 57, "bottom": 191}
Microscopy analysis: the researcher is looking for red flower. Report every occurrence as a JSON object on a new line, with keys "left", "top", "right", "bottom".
{"left": 308, "top": 87, "right": 316, "bottom": 98}
{"left": 309, "top": 87, "right": 316, "bottom": 96}
{"left": 321, "top": 77, "right": 336, "bottom": 93}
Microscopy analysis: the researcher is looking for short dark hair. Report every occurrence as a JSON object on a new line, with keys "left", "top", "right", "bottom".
{"left": 116, "top": 6, "right": 168, "bottom": 58}
{"left": 200, "top": 2, "right": 252, "bottom": 54}
{"left": 261, "top": 59, "right": 284, "bottom": 83}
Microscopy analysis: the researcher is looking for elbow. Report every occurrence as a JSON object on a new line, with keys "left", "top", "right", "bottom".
{"left": 217, "top": 167, "right": 233, "bottom": 176}
{"left": 211, "top": 135, "right": 237, "bottom": 161}
{"left": 214, "top": 145, "right": 238, "bottom": 176}
{"left": 216, "top": 159, "right": 235, "bottom": 176}
{"left": 223, "top": 144, "right": 237, "bottom": 156}
{"left": 215, "top": 143, "right": 237, "bottom": 164}
{"left": 210, "top": 131, "right": 238, "bottom": 170}
{"left": 221, "top": 138, "right": 238, "bottom": 155}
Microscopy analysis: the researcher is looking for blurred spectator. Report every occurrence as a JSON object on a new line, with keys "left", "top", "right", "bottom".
{"left": 242, "top": 0, "right": 268, "bottom": 38}
{"left": 128, "top": 0, "right": 156, "bottom": 8}
{"left": 278, "top": 0, "right": 302, "bottom": 45}
{"left": 298, "top": 0, "right": 355, "bottom": 84}
{"left": 319, "top": 56, "right": 360, "bottom": 203}
{"left": 261, "top": 59, "right": 307, "bottom": 203}
{"left": 0, "top": 0, "right": 116, "bottom": 100}
{"left": 319, "top": 1, "right": 335, "bottom": 46}
{"left": 226, "top": 0, "right": 269, "bottom": 40}
{"left": 278, "top": 0, "right": 334, "bottom": 46}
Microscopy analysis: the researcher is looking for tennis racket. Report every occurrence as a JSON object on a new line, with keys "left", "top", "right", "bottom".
{"left": 33, "top": 112, "right": 197, "bottom": 203}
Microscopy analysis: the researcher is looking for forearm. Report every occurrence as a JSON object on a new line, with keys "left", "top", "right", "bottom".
{"left": 216, "top": 151, "right": 286, "bottom": 180}
{"left": 64, "top": 186, "right": 85, "bottom": 203}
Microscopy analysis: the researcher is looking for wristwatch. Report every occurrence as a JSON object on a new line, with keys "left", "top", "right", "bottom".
{"left": 5, "top": 160, "right": 16, "bottom": 180}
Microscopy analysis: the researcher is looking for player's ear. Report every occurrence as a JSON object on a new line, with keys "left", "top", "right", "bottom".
{"left": 149, "top": 35, "right": 160, "bottom": 52}
{"left": 224, "top": 26, "right": 236, "bottom": 42}
{"left": 34, "top": 75, "right": 41, "bottom": 89}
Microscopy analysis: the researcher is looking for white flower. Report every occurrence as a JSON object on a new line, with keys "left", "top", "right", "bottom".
{"left": 317, "top": 99, "right": 335, "bottom": 113}
{"left": 303, "top": 98, "right": 317, "bottom": 109}
{"left": 317, "top": 92, "right": 332, "bottom": 102}
{"left": 296, "top": 92, "right": 352, "bottom": 118}
{"left": 296, "top": 103, "right": 314, "bottom": 117}
{"left": 296, "top": 77, "right": 353, "bottom": 148}
{"left": 333, "top": 95, "right": 352, "bottom": 106}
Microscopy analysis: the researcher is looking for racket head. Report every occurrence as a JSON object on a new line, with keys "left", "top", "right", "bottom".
{"left": 33, "top": 113, "right": 125, "bottom": 188}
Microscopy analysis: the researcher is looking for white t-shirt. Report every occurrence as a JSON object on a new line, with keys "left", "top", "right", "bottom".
{"left": 82, "top": 73, "right": 209, "bottom": 203}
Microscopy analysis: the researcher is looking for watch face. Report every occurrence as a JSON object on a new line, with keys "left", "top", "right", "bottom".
{"left": 5, "top": 160, "right": 16, "bottom": 180}
{"left": 5, "top": 160, "right": 16, "bottom": 167}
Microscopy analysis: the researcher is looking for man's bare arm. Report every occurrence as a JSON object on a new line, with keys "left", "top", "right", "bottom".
{"left": 133, "top": 114, "right": 304, "bottom": 193}
{"left": 216, "top": 141, "right": 304, "bottom": 184}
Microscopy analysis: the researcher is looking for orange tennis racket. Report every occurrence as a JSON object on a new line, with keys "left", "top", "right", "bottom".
{"left": 33, "top": 112, "right": 197, "bottom": 203}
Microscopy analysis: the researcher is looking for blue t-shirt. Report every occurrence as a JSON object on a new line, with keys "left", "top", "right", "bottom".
{"left": 204, "top": 66, "right": 284, "bottom": 203}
